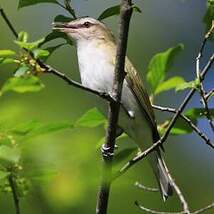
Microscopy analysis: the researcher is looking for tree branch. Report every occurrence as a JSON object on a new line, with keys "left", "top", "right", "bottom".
{"left": 152, "top": 104, "right": 214, "bottom": 149}
{"left": 8, "top": 175, "right": 20, "bottom": 214}
{"left": 112, "top": 54, "right": 214, "bottom": 183}
{"left": 96, "top": 1, "right": 133, "bottom": 213}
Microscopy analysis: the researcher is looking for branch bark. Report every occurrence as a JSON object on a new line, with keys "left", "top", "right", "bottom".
{"left": 96, "top": 1, "right": 133, "bottom": 213}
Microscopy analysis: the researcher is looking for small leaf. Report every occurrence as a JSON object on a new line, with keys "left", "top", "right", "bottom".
{"left": 18, "top": 31, "right": 28, "bottom": 42}
{"left": 175, "top": 79, "right": 199, "bottom": 91}
{"left": 1, "top": 76, "right": 44, "bottom": 95}
{"left": 25, "top": 121, "right": 73, "bottom": 138}
{"left": 75, "top": 108, "right": 106, "bottom": 128}
{"left": 15, "top": 38, "right": 45, "bottom": 51}
{"left": 0, "top": 58, "right": 15, "bottom": 65}
{"left": 18, "top": 0, "right": 58, "bottom": 9}
{"left": 147, "top": 44, "right": 184, "bottom": 93}
{"left": 14, "top": 65, "right": 30, "bottom": 77}
{"left": 0, "top": 50, "right": 16, "bottom": 57}
{"left": 0, "top": 171, "right": 10, "bottom": 180}
{"left": 155, "top": 76, "right": 185, "bottom": 95}
{"left": 11, "top": 120, "right": 41, "bottom": 135}
{"left": 44, "top": 43, "right": 66, "bottom": 58}
{"left": 0, "top": 145, "right": 20, "bottom": 164}
{"left": 98, "top": 5, "right": 120, "bottom": 20}
{"left": 132, "top": 5, "right": 142, "bottom": 13}
{"left": 54, "top": 15, "right": 73, "bottom": 22}
{"left": 203, "top": 0, "right": 214, "bottom": 40}
{"left": 32, "top": 48, "right": 49, "bottom": 59}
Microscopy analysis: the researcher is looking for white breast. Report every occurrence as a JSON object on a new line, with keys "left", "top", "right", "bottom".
{"left": 77, "top": 40, "right": 114, "bottom": 93}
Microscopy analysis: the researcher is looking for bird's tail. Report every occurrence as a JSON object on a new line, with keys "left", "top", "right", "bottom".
{"left": 148, "top": 149, "right": 173, "bottom": 201}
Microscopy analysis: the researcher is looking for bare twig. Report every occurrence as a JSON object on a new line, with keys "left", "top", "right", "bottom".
{"left": 135, "top": 201, "right": 214, "bottom": 214}
{"left": 135, "top": 181, "right": 159, "bottom": 192}
{"left": 204, "top": 88, "right": 214, "bottom": 101}
{"left": 196, "top": 22, "right": 214, "bottom": 132}
{"left": 96, "top": 1, "right": 133, "bottom": 214}
{"left": 152, "top": 104, "right": 214, "bottom": 149}
{"left": 112, "top": 54, "right": 214, "bottom": 182}
{"left": 8, "top": 175, "right": 20, "bottom": 214}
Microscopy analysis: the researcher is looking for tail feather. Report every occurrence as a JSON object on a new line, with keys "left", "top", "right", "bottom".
{"left": 149, "top": 150, "right": 173, "bottom": 201}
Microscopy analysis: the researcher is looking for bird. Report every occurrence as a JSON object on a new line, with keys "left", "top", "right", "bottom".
{"left": 52, "top": 17, "right": 173, "bottom": 200}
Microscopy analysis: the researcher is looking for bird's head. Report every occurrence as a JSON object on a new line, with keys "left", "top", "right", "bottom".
{"left": 52, "top": 17, "right": 115, "bottom": 43}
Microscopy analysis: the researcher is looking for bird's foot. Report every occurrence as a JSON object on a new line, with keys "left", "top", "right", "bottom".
{"left": 101, "top": 144, "right": 114, "bottom": 158}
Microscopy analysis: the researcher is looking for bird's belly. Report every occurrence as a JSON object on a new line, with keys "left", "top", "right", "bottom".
{"left": 79, "top": 58, "right": 153, "bottom": 149}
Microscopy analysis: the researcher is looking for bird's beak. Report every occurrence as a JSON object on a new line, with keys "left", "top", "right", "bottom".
{"left": 52, "top": 22, "right": 70, "bottom": 30}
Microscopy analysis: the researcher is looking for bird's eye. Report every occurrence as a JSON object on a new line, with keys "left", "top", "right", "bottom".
{"left": 83, "top": 21, "right": 91, "bottom": 28}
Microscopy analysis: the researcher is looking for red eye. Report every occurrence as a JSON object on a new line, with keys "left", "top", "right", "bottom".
{"left": 83, "top": 21, "right": 91, "bottom": 28}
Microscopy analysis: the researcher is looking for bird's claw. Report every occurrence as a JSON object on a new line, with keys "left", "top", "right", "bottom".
{"left": 101, "top": 144, "right": 114, "bottom": 157}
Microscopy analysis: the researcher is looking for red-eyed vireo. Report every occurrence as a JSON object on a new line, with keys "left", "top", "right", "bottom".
{"left": 53, "top": 17, "right": 173, "bottom": 200}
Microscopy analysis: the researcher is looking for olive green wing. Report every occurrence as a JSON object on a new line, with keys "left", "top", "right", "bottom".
{"left": 125, "top": 58, "right": 159, "bottom": 138}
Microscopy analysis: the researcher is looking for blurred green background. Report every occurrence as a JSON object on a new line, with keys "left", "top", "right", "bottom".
{"left": 0, "top": 0, "right": 214, "bottom": 213}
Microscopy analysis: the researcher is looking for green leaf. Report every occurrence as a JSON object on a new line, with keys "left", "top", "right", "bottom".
{"left": 18, "top": 0, "right": 58, "bottom": 9}
{"left": 0, "top": 171, "right": 10, "bottom": 180}
{"left": 155, "top": 76, "right": 185, "bottom": 95}
{"left": 203, "top": 0, "right": 214, "bottom": 40}
{"left": 18, "top": 31, "right": 28, "bottom": 43}
{"left": 11, "top": 120, "right": 72, "bottom": 138}
{"left": 40, "top": 31, "right": 73, "bottom": 46}
{"left": 44, "top": 43, "right": 66, "bottom": 58}
{"left": 113, "top": 147, "right": 137, "bottom": 166}
{"left": 32, "top": 48, "right": 49, "bottom": 59}
{"left": 75, "top": 108, "right": 106, "bottom": 128}
{"left": 175, "top": 79, "right": 199, "bottom": 91}
{"left": 1, "top": 76, "right": 44, "bottom": 95}
{"left": 132, "top": 5, "right": 142, "bottom": 13}
{"left": 0, "top": 58, "right": 15, "bottom": 65}
{"left": 54, "top": 15, "right": 73, "bottom": 22}
{"left": 0, "top": 50, "right": 16, "bottom": 57}
{"left": 14, "top": 65, "right": 30, "bottom": 77}
{"left": 24, "top": 121, "right": 73, "bottom": 138}
{"left": 15, "top": 38, "right": 45, "bottom": 50}
{"left": 98, "top": 5, "right": 120, "bottom": 20}
{"left": 169, "top": 108, "right": 214, "bottom": 135}
{"left": 11, "top": 120, "right": 41, "bottom": 135}
{"left": 0, "top": 145, "right": 20, "bottom": 164}
{"left": 147, "top": 44, "right": 184, "bottom": 93}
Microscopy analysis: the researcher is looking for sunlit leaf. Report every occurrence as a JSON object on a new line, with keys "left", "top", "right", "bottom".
{"left": 0, "top": 145, "right": 20, "bottom": 164}
{"left": 32, "top": 48, "right": 49, "bottom": 59}
{"left": 0, "top": 171, "right": 10, "bottom": 180}
{"left": 0, "top": 76, "right": 44, "bottom": 95}
{"left": 14, "top": 65, "right": 29, "bottom": 77}
{"left": 147, "top": 44, "right": 184, "bottom": 93}
{"left": 98, "top": 5, "right": 120, "bottom": 20}
{"left": 75, "top": 108, "right": 106, "bottom": 128}
{"left": 176, "top": 79, "right": 199, "bottom": 91}
{"left": 155, "top": 76, "right": 185, "bottom": 95}
{"left": 18, "top": 0, "right": 58, "bottom": 9}
{"left": 25, "top": 121, "right": 73, "bottom": 138}
{"left": 0, "top": 50, "right": 16, "bottom": 57}
{"left": 0, "top": 58, "right": 15, "bottom": 65}
{"left": 15, "top": 38, "right": 45, "bottom": 50}
{"left": 11, "top": 120, "right": 41, "bottom": 135}
{"left": 203, "top": 0, "right": 214, "bottom": 40}
{"left": 18, "top": 31, "right": 28, "bottom": 42}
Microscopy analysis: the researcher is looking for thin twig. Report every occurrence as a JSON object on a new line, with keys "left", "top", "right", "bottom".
{"left": 205, "top": 88, "right": 214, "bottom": 101}
{"left": 192, "top": 202, "right": 214, "bottom": 214}
{"left": 152, "top": 105, "right": 214, "bottom": 149}
{"left": 8, "top": 175, "right": 20, "bottom": 214}
{"left": 135, "top": 201, "right": 214, "bottom": 214}
{"left": 196, "top": 22, "right": 214, "bottom": 132}
{"left": 112, "top": 54, "right": 214, "bottom": 181}
{"left": 96, "top": 1, "right": 133, "bottom": 214}
{"left": 135, "top": 181, "right": 159, "bottom": 192}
